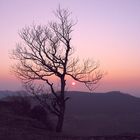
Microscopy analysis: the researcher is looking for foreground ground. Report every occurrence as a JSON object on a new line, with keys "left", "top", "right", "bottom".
{"left": 1, "top": 91, "right": 140, "bottom": 139}
{"left": 0, "top": 100, "right": 140, "bottom": 140}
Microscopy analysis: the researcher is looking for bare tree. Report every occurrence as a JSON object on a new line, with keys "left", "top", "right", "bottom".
{"left": 11, "top": 7, "right": 103, "bottom": 132}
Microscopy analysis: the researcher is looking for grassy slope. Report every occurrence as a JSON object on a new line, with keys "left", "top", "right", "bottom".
{"left": 0, "top": 100, "right": 53, "bottom": 140}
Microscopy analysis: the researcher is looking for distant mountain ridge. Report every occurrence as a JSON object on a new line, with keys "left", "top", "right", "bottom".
{"left": 0, "top": 90, "right": 27, "bottom": 99}
{"left": 66, "top": 91, "right": 140, "bottom": 115}
{"left": 64, "top": 91, "right": 140, "bottom": 135}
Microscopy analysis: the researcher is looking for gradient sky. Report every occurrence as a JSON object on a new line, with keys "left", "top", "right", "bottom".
{"left": 0, "top": 0, "right": 140, "bottom": 96}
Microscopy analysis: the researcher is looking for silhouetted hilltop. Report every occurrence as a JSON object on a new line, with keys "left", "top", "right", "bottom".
{"left": 66, "top": 91, "right": 140, "bottom": 115}
{"left": 0, "top": 90, "right": 26, "bottom": 99}
{"left": 63, "top": 91, "right": 140, "bottom": 136}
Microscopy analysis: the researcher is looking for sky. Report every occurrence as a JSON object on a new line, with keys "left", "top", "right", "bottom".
{"left": 0, "top": 0, "right": 140, "bottom": 96}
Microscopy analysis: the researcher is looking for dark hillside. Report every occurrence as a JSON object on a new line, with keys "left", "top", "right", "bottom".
{"left": 0, "top": 90, "right": 140, "bottom": 138}
{"left": 0, "top": 100, "right": 51, "bottom": 140}
{"left": 63, "top": 91, "right": 140, "bottom": 136}
{"left": 66, "top": 91, "right": 140, "bottom": 115}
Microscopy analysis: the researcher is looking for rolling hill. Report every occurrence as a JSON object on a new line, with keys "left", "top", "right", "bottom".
{"left": 64, "top": 91, "right": 140, "bottom": 136}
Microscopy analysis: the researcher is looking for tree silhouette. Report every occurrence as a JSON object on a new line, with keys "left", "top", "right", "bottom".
{"left": 11, "top": 7, "right": 103, "bottom": 132}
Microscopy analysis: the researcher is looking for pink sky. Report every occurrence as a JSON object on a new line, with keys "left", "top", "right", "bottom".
{"left": 0, "top": 0, "right": 140, "bottom": 96}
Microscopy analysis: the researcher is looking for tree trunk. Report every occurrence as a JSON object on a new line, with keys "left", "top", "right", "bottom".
{"left": 55, "top": 76, "right": 66, "bottom": 132}
{"left": 56, "top": 112, "right": 64, "bottom": 132}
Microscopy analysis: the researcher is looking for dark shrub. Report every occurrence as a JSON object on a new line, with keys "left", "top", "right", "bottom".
{"left": 30, "top": 105, "right": 47, "bottom": 122}
{"left": 7, "top": 96, "right": 31, "bottom": 116}
{"left": 30, "top": 105, "right": 53, "bottom": 131}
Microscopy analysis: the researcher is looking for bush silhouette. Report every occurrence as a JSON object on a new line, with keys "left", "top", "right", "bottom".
{"left": 7, "top": 95, "right": 31, "bottom": 116}
{"left": 30, "top": 105, "right": 53, "bottom": 131}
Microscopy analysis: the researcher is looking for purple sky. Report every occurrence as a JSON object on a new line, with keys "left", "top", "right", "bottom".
{"left": 0, "top": 0, "right": 140, "bottom": 96}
